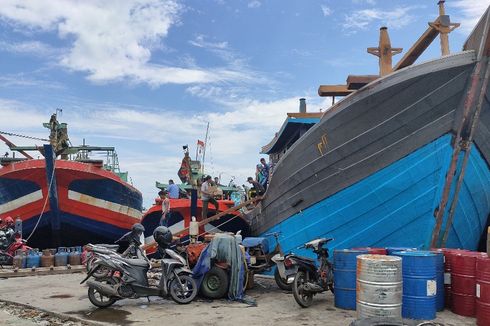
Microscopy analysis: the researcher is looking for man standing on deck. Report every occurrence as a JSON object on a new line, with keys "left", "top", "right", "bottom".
{"left": 167, "top": 179, "right": 179, "bottom": 199}
{"left": 159, "top": 190, "right": 170, "bottom": 227}
{"left": 260, "top": 158, "right": 270, "bottom": 190}
{"left": 201, "top": 175, "right": 219, "bottom": 219}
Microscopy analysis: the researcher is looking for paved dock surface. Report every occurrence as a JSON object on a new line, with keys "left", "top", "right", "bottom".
{"left": 0, "top": 274, "right": 477, "bottom": 325}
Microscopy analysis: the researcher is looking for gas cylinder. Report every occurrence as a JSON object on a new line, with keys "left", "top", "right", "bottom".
{"left": 41, "top": 249, "right": 54, "bottom": 267}
{"left": 26, "top": 249, "right": 41, "bottom": 268}
{"left": 13, "top": 249, "right": 23, "bottom": 269}
{"left": 68, "top": 247, "right": 81, "bottom": 265}
{"left": 54, "top": 247, "right": 68, "bottom": 266}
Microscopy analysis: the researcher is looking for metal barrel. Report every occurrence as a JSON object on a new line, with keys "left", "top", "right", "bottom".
{"left": 430, "top": 250, "right": 445, "bottom": 311}
{"left": 393, "top": 251, "right": 437, "bottom": 320}
{"left": 334, "top": 249, "right": 369, "bottom": 310}
{"left": 451, "top": 251, "right": 486, "bottom": 317}
{"left": 385, "top": 247, "right": 417, "bottom": 255}
{"left": 352, "top": 247, "right": 387, "bottom": 255}
{"left": 477, "top": 255, "right": 490, "bottom": 326}
{"left": 356, "top": 254, "right": 402, "bottom": 320}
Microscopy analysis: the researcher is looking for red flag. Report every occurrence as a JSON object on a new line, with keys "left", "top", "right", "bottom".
{"left": 197, "top": 140, "right": 205, "bottom": 147}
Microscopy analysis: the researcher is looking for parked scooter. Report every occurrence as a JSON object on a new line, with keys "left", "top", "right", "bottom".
{"left": 0, "top": 217, "right": 31, "bottom": 265}
{"left": 84, "top": 223, "right": 145, "bottom": 278}
{"left": 242, "top": 232, "right": 291, "bottom": 290}
{"left": 288, "top": 238, "right": 334, "bottom": 308}
{"left": 81, "top": 226, "right": 198, "bottom": 307}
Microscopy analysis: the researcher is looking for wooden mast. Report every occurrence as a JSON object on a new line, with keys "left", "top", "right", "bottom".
{"left": 428, "top": 0, "right": 460, "bottom": 56}
{"left": 367, "top": 27, "right": 402, "bottom": 76}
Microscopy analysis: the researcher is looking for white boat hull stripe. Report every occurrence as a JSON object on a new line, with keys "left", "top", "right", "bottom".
{"left": 68, "top": 190, "right": 142, "bottom": 219}
{"left": 0, "top": 190, "right": 43, "bottom": 214}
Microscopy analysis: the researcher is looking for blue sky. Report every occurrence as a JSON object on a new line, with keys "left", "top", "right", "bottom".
{"left": 0, "top": 0, "right": 488, "bottom": 208}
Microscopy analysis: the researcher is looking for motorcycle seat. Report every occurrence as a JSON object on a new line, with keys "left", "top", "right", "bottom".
{"left": 118, "top": 257, "right": 149, "bottom": 267}
{"left": 242, "top": 237, "right": 269, "bottom": 253}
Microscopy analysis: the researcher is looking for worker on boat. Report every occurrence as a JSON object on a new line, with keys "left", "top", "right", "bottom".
{"left": 167, "top": 179, "right": 180, "bottom": 199}
{"left": 201, "top": 175, "right": 219, "bottom": 219}
{"left": 158, "top": 190, "right": 170, "bottom": 227}
{"left": 259, "top": 158, "right": 270, "bottom": 190}
{"left": 247, "top": 177, "right": 265, "bottom": 197}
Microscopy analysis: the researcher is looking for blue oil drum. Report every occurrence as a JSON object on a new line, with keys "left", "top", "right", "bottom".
{"left": 432, "top": 251, "right": 444, "bottom": 311}
{"left": 393, "top": 251, "right": 437, "bottom": 320}
{"left": 385, "top": 247, "right": 417, "bottom": 255}
{"left": 333, "top": 249, "right": 369, "bottom": 310}
{"left": 26, "top": 249, "right": 41, "bottom": 268}
{"left": 54, "top": 247, "right": 68, "bottom": 266}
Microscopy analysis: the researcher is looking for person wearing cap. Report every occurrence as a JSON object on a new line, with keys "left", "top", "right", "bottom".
{"left": 158, "top": 190, "right": 170, "bottom": 226}
{"left": 201, "top": 175, "right": 219, "bottom": 219}
{"left": 247, "top": 176, "right": 265, "bottom": 196}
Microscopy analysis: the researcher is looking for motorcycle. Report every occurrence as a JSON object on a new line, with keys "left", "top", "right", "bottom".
{"left": 0, "top": 228, "right": 31, "bottom": 266}
{"left": 288, "top": 238, "right": 334, "bottom": 308}
{"left": 84, "top": 225, "right": 145, "bottom": 278}
{"left": 81, "top": 239, "right": 198, "bottom": 307}
{"left": 242, "top": 232, "right": 291, "bottom": 290}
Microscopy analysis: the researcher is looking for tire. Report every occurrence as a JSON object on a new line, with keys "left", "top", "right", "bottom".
{"left": 274, "top": 268, "right": 292, "bottom": 291}
{"left": 169, "top": 274, "right": 198, "bottom": 304}
{"left": 200, "top": 266, "right": 229, "bottom": 299}
{"left": 88, "top": 277, "right": 118, "bottom": 308}
{"left": 292, "top": 271, "right": 313, "bottom": 308}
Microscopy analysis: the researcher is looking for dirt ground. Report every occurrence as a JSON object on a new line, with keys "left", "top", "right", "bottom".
{"left": 0, "top": 273, "right": 478, "bottom": 326}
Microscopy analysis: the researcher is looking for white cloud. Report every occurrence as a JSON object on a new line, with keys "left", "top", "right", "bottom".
{"left": 342, "top": 6, "right": 418, "bottom": 33}
{"left": 0, "top": 0, "right": 261, "bottom": 86}
{"left": 449, "top": 0, "right": 490, "bottom": 33}
{"left": 352, "top": 0, "right": 376, "bottom": 5}
{"left": 248, "top": 1, "right": 261, "bottom": 9}
{"left": 0, "top": 40, "right": 60, "bottom": 57}
{"left": 321, "top": 5, "right": 332, "bottom": 17}
{"left": 0, "top": 95, "right": 328, "bottom": 207}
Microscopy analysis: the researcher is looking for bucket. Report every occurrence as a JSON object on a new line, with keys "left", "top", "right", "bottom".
{"left": 356, "top": 254, "right": 402, "bottom": 320}
{"left": 393, "top": 251, "right": 437, "bottom": 320}
{"left": 334, "top": 249, "right": 369, "bottom": 310}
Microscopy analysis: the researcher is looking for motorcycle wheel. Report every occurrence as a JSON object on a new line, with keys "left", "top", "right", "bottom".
{"left": 0, "top": 252, "right": 13, "bottom": 266}
{"left": 169, "top": 274, "right": 198, "bottom": 304}
{"left": 292, "top": 271, "right": 313, "bottom": 308}
{"left": 274, "top": 268, "right": 292, "bottom": 291}
{"left": 88, "top": 277, "right": 117, "bottom": 308}
{"left": 200, "top": 266, "right": 229, "bottom": 299}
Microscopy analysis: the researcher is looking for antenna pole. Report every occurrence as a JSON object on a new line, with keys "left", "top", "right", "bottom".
{"left": 201, "top": 122, "right": 210, "bottom": 174}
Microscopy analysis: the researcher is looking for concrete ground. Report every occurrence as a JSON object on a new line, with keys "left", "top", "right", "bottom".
{"left": 0, "top": 273, "right": 478, "bottom": 326}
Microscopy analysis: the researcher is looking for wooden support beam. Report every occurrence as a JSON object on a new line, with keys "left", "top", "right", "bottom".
{"left": 286, "top": 112, "right": 324, "bottom": 119}
{"left": 346, "top": 75, "right": 379, "bottom": 90}
{"left": 142, "top": 197, "right": 260, "bottom": 251}
{"left": 367, "top": 27, "right": 402, "bottom": 76}
{"left": 318, "top": 85, "right": 353, "bottom": 97}
{"left": 394, "top": 23, "right": 439, "bottom": 71}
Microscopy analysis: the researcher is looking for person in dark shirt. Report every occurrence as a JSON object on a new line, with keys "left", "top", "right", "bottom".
{"left": 247, "top": 176, "right": 265, "bottom": 196}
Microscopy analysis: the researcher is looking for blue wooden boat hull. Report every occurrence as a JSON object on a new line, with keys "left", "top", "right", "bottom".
{"left": 259, "top": 134, "right": 490, "bottom": 254}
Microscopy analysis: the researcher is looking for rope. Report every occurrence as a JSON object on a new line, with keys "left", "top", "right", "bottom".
{"left": 26, "top": 159, "right": 57, "bottom": 241}
{"left": 0, "top": 131, "right": 49, "bottom": 142}
{"left": 180, "top": 213, "right": 242, "bottom": 245}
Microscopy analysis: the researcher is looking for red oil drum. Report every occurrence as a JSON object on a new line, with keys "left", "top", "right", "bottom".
{"left": 433, "top": 248, "right": 468, "bottom": 309}
{"left": 351, "top": 247, "right": 387, "bottom": 255}
{"left": 451, "top": 251, "right": 484, "bottom": 317}
{"left": 477, "top": 255, "right": 490, "bottom": 326}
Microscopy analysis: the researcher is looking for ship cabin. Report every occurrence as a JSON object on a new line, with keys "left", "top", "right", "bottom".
{"left": 261, "top": 98, "right": 322, "bottom": 165}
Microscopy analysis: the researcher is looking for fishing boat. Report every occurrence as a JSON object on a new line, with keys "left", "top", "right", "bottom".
{"left": 249, "top": 3, "right": 490, "bottom": 254}
{"left": 0, "top": 113, "right": 142, "bottom": 248}
{"left": 141, "top": 144, "right": 250, "bottom": 244}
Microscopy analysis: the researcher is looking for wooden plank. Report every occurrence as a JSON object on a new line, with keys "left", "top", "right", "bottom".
{"left": 394, "top": 23, "right": 440, "bottom": 71}
{"left": 318, "top": 85, "right": 353, "bottom": 97}
{"left": 142, "top": 197, "right": 260, "bottom": 251}
{"left": 346, "top": 75, "right": 379, "bottom": 90}
{"left": 286, "top": 112, "right": 324, "bottom": 118}
{"left": 0, "top": 265, "right": 85, "bottom": 278}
